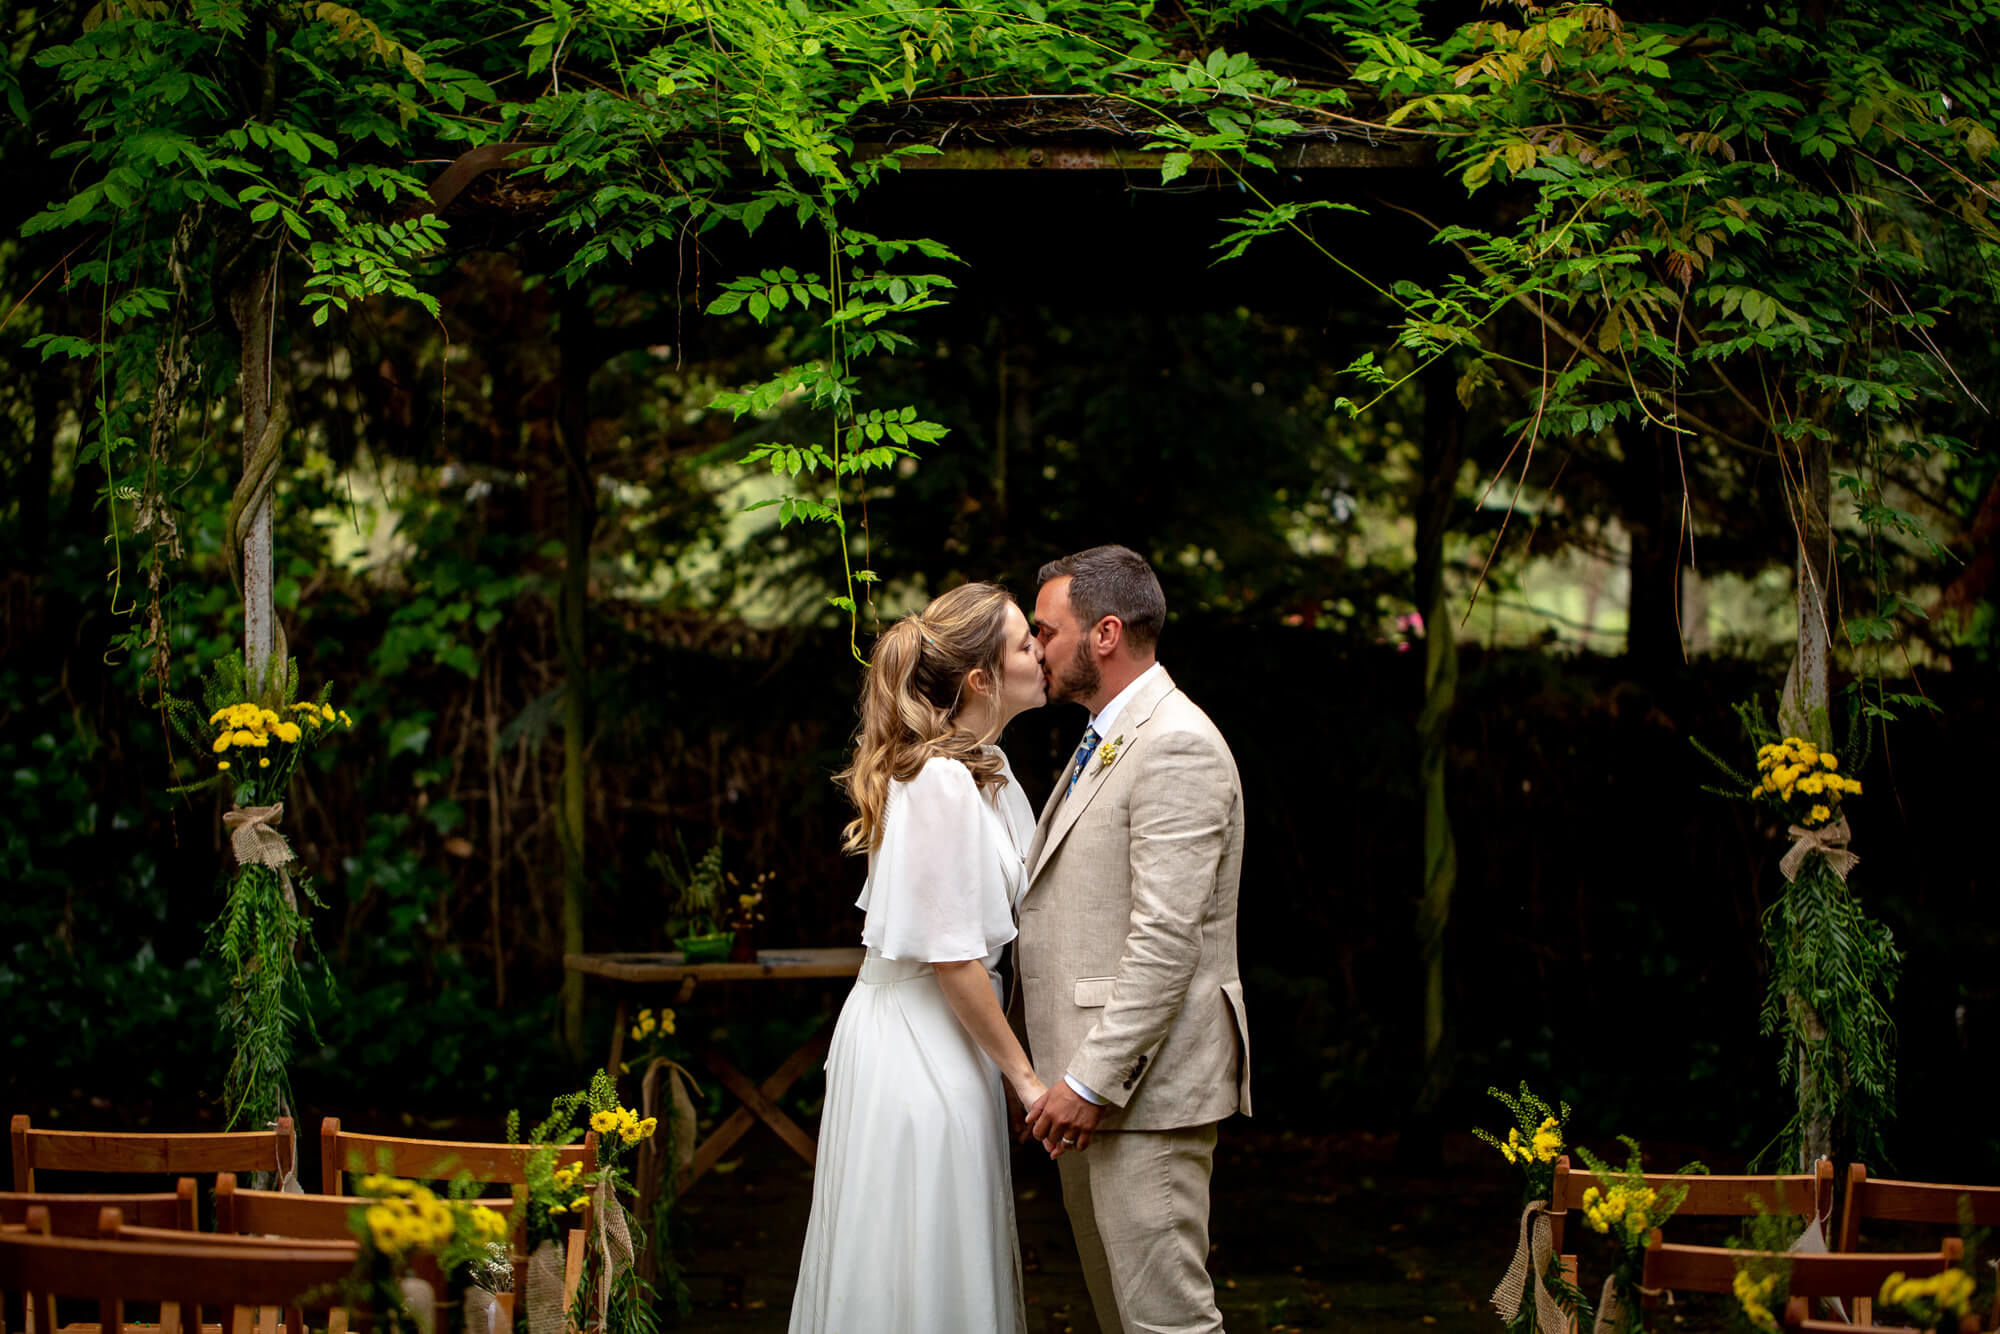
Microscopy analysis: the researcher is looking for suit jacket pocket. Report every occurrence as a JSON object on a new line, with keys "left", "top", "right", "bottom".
{"left": 1073, "top": 976, "right": 1116, "bottom": 1008}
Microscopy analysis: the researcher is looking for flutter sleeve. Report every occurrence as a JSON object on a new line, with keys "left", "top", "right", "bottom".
{"left": 856, "top": 756, "right": 1020, "bottom": 963}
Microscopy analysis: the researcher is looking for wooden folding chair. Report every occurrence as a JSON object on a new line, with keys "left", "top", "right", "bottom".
{"left": 2, "top": 1186, "right": 199, "bottom": 1334}
{"left": 317, "top": 1121, "right": 595, "bottom": 1196}
{"left": 1837, "top": 1165, "right": 2000, "bottom": 1326}
{"left": 214, "top": 1175, "right": 516, "bottom": 1334}
{"left": 0, "top": 1183, "right": 197, "bottom": 1237}
{"left": 1549, "top": 1156, "right": 1835, "bottom": 1259}
{"left": 1548, "top": 1153, "right": 1834, "bottom": 1318}
{"left": 0, "top": 1231, "right": 360, "bottom": 1334}
{"left": 10, "top": 1118, "right": 296, "bottom": 1194}
{"left": 103, "top": 1205, "right": 358, "bottom": 1334}
{"left": 319, "top": 1121, "right": 597, "bottom": 1304}
{"left": 1641, "top": 1229, "right": 1961, "bottom": 1321}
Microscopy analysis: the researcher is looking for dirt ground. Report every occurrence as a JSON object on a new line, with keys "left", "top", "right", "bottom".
{"left": 669, "top": 1128, "right": 1519, "bottom": 1333}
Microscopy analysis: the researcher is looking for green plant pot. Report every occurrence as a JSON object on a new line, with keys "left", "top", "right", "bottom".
{"left": 676, "top": 931, "right": 734, "bottom": 963}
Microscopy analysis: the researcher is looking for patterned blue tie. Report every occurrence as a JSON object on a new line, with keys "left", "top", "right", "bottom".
{"left": 1065, "top": 726, "right": 1101, "bottom": 800}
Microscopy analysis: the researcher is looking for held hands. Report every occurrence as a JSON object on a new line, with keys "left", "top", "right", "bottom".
{"left": 1026, "top": 1080, "right": 1103, "bottom": 1159}
{"left": 1006, "top": 1075, "right": 1045, "bottom": 1144}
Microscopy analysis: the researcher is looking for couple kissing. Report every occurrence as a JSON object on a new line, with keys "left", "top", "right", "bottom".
{"left": 789, "top": 544, "right": 1251, "bottom": 1334}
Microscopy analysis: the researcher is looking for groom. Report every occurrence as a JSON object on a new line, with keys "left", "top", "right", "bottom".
{"left": 1018, "top": 544, "right": 1251, "bottom": 1334}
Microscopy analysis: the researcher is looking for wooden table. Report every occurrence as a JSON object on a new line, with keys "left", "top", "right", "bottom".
{"left": 563, "top": 948, "right": 864, "bottom": 1191}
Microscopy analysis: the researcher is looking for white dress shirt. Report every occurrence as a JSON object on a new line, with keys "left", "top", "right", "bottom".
{"left": 1063, "top": 661, "right": 1166, "bottom": 1106}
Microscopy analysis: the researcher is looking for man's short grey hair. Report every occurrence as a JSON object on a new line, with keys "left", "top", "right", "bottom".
{"left": 1038, "top": 545, "right": 1166, "bottom": 650}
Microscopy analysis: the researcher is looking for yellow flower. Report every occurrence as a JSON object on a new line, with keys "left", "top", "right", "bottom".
{"left": 548, "top": 1204, "right": 564, "bottom": 1218}
{"left": 292, "top": 702, "right": 319, "bottom": 713}
{"left": 1820, "top": 753, "right": 1838, "bottom": 770}
{"left": 1749, "top": 784, "right": 1764, "bottom": 798}
{"left": 275, "top": 721, "right": 302, "bottom": 743}
{"left": 659, "top": 1008, "right": 677, "bottom": 1035}
{"left": 1734, "top": 1269, "right": 1780, "bottom": 1333}
{"left": 339, "top": 710, "right": 353, "bottom": 727}
{"left": 570, "top": 1195, "right": 589, "bottom": 1211}
{"left": 217, "top": 760, "right": 231, "bottom": 772}
{"left": 211, "top": 734, "right": 232, "bottom": 753}
{"left": 1807, "top": 804, "right": 1830, "bottom": 824}
{"left": 589, "top": 1109, "right": 619, "bottom": 1134}
{"left": 1796, "top": 775, "right": 1824, "bottom": 796}
{"left": 322, "top": 704, "right": 337, "bottom": 722}
{"left": 259, "top": 758, "right": 270, "bottom": 768}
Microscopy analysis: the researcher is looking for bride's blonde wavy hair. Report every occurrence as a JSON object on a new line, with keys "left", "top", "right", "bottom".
{"left": 838, "top": 582, "right": 1017, "bottom": 854}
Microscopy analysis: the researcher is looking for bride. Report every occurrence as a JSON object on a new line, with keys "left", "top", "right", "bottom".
{"left": 789, "top": 581, "right": 1048, "bottom": 1334}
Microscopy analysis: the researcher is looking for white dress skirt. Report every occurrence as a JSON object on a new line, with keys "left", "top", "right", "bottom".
{"left": 789, "top": 748, "right": 1035, "bottom": 1334}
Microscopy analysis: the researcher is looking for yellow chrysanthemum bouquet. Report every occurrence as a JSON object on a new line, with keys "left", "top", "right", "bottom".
{"left": 1477, "top": 1084, "right": 1593, "bottom": 1334}
{"left": 1572, "top": 1138, "right": 1706, "bottom": 1334}
{"left": 1749, "top": 735, "right": 1861, "bottom": 835}
{"left": 166, "top": 652, "right": 354, "bottom": 804}
{"left": 1876, "top": 1266, "right": 1979, "bottom": 1333}
{"left": 163, "top": 652, "right": 357, "bottom": 1129}
{"left": 344, "top": 1171, "right": 515, "bottom": 1331}
{"left": 508, "top": 1068, "right": 665, "bottom": 1329}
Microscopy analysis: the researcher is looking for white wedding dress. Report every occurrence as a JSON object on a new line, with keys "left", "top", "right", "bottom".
{"left": 789, "top": 746, "right": 1035, "bottom": 1334}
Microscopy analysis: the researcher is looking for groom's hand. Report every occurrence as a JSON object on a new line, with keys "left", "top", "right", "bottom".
{"left": 1029, "top": 1081, "right": 1103, "bottom": 1157}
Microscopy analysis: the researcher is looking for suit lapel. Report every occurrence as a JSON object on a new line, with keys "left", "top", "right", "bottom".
{"left": 1026, "top": 667, "right": 1178, "bottom": 886}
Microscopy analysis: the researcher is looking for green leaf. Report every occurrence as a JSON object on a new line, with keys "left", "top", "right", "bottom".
{"left": 1160, "top": 151, "right": 1193, "bottom": 184}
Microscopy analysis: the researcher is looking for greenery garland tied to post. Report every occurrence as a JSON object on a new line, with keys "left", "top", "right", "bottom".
{"left": 1697, "top": 703, "right": 1901, "bottom": 1169}
{"left": 166, "top": 652, "right": 354, "bottom": 1130}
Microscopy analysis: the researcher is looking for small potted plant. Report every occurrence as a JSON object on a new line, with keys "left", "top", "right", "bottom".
{"left": 724, "top": 870, "right": 772, "bottom": 963}
{"left": 653, "top": 837, "right": 733, "bottom": 962}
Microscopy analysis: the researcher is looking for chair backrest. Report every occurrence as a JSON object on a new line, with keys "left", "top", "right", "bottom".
{"left": 0, "top": 1229, "right": 361, "bottom": 1334}
{"left": 318, "top": 1118, "right": 596, "bottom": 1195}
{"left": 1837, "top": 1164, "right": 2000, "bottom": 1248}
{"left": 1549, "top": 1156, "right": 1834, "bottom": 1256}
{"left": 0, "top": 1180, "right": 197, "bottom": 1234}
{"left": 10, "top": 1114, "right": 296, "bottom": 1191}
{"left": 217, "top": 1172, "right": 511, "bottom": 1241}
{"left": 1641, "top": 1229, "right": 1960, "bottom": 1307}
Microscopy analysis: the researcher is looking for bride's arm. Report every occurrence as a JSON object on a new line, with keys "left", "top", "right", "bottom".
{"left": 934, "top": 960, "right": 1046, "bottom": 1107}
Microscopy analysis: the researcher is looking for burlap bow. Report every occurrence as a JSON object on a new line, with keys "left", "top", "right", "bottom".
{"left": 1493, "top": 1200, "right": 1567, "bottom": 1334}
{"left": 592, "top": 1173, "right": 636, "bottom": 1330}
{"left": 1779, "top": 815, "right": 1859, "bottom": 883}
{"left": 224, "top": 802, "right": 295, "bottom": 869}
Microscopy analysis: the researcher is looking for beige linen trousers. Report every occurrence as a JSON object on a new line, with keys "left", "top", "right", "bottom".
{"left": 1016, "top": 667, "right": 1251, "bottom": 1334}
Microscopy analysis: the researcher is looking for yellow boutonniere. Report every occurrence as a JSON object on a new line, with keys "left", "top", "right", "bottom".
{"left": 1096, "top": 736, "right": 1124, "bottom": 770}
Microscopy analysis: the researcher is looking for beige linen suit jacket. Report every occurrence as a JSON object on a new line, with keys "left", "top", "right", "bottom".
{"left": 1017, "top": 667, "right": 1251, "bottom": 1131}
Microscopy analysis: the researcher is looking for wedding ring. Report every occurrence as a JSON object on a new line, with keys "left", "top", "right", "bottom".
{"left": 1060, "top": 1136, "right": 1077, "bottom": 1146}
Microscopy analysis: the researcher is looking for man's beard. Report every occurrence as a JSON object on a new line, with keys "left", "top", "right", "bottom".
{"left": 1049, "top": 639, "right": 1100, "bottom": 704}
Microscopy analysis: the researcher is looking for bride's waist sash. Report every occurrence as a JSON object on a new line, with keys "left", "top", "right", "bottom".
{"left": 859, "top": 954, "right": 934, "bottom": 985}
{"left": 858, "top": 953, "right": 998, "bottom": 985}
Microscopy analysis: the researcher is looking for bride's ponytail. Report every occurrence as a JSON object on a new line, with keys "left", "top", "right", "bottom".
{"left": 838, "top": 583, "right": 1015, "bottom": 853}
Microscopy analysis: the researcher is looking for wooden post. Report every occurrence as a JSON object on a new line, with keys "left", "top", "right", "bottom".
{"left": 555, "top": 296, "right": 597, "bottom": 1058}
{"left": 230, "top": 260, "right": 283, "bottom": 699}
{"left": 1413, "top": 362, "right": 1465, "bottom": 1117}
{"left": 1779, "top": 433, "right": 1836, "bottom": 1170}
